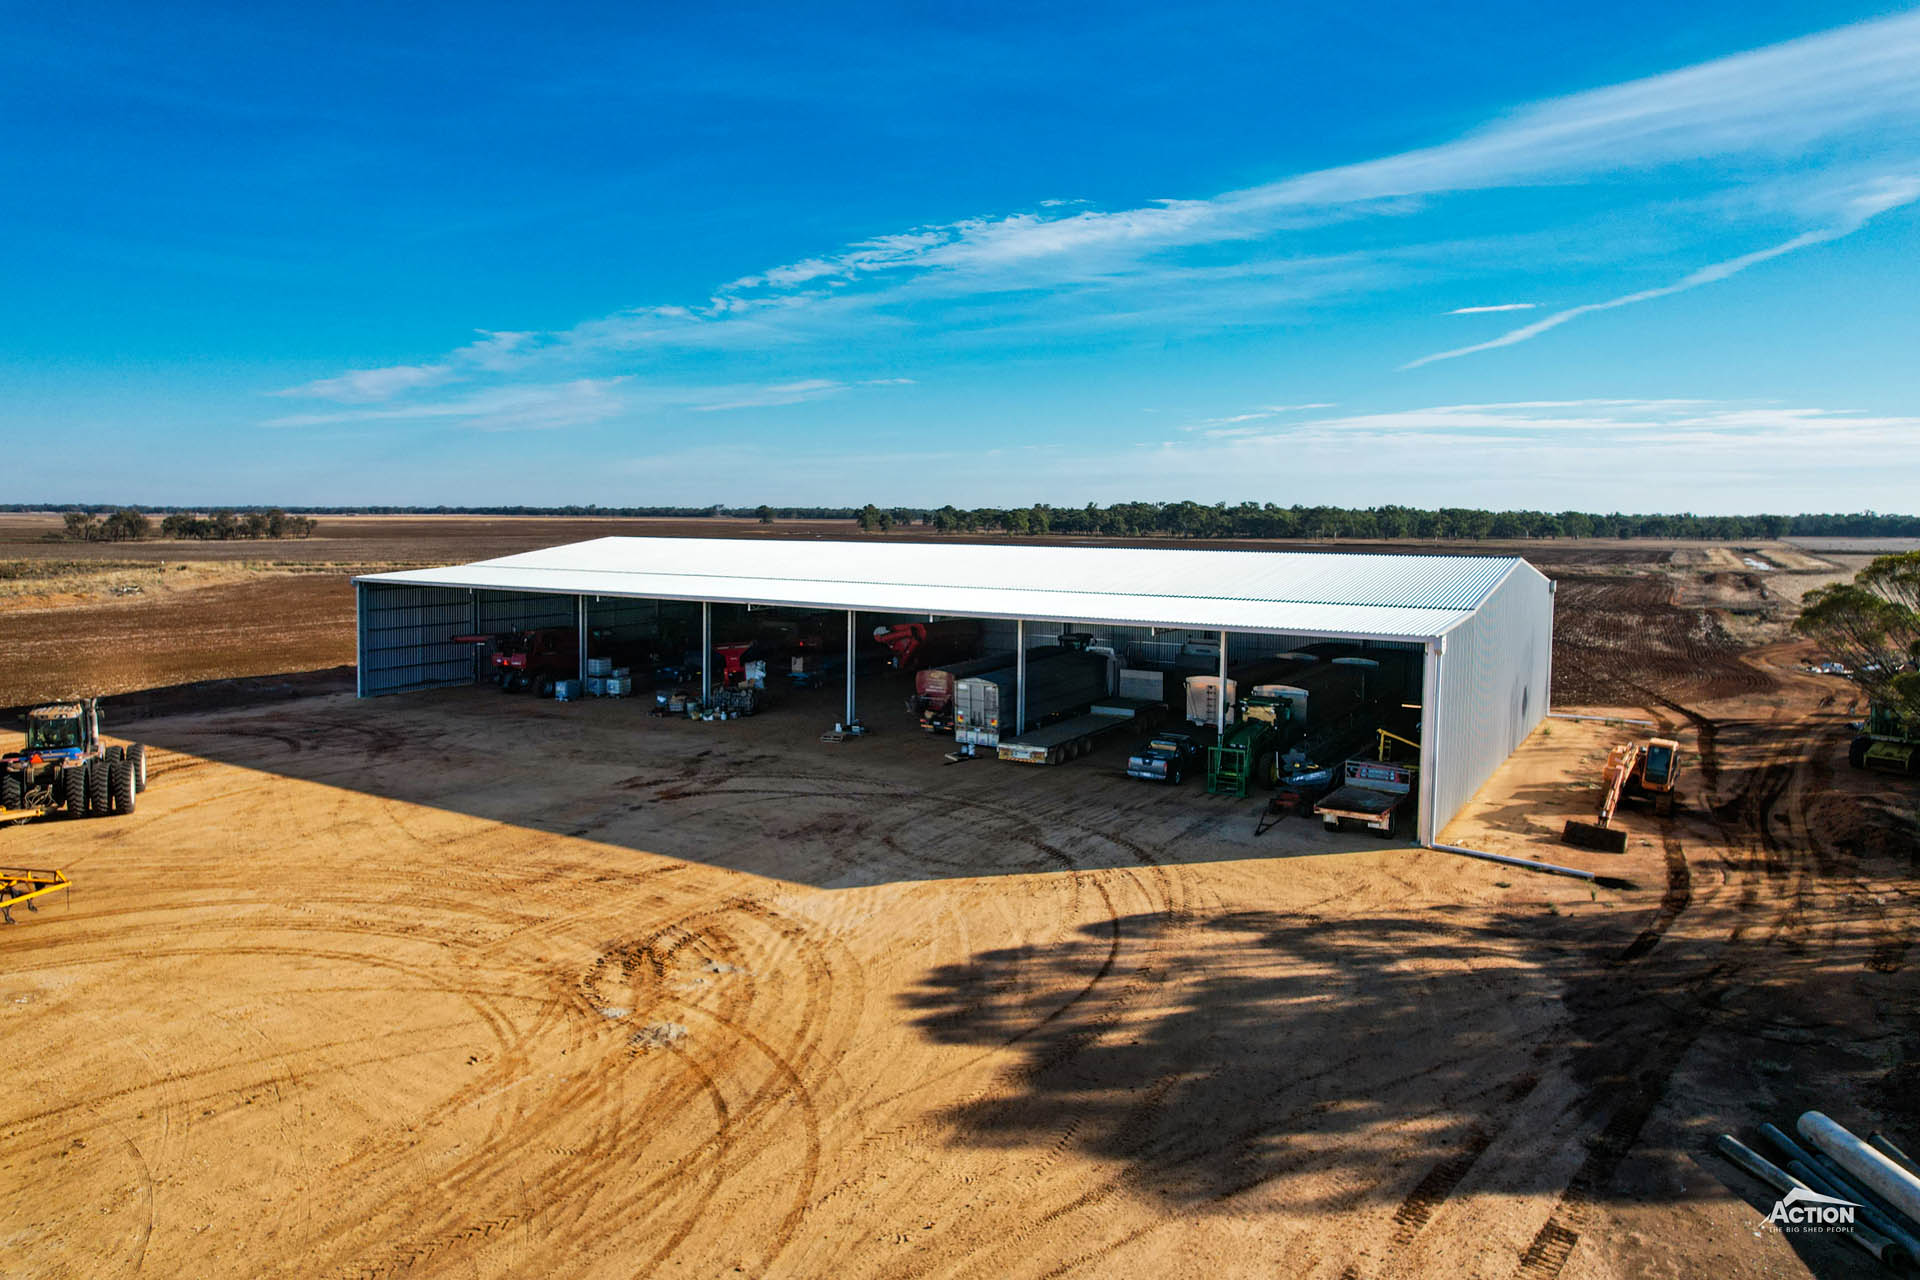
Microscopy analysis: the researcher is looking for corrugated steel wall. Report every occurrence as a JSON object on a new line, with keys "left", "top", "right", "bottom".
{"left": 360, "top": 587, "right": 598, "bottom": 697}
{"left": 978, "top": 618, "right": 1422, "bottom": 667}
{"left": 358, "top": 583, "right": 478, "bottom": 696}
{"left": 1422, "top": 564, "right": 1554, "bottom": 842}
{"left": 476, "top": 590, "right": 576, "bottom": 635}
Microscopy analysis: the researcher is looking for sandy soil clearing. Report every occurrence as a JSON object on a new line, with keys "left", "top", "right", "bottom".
{"left": 1, "top": 653, "right": 1913, "bottom": 1280}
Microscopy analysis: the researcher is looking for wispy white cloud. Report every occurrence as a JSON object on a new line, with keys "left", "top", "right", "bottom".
{"left": 452, "top": 329, "right": 540, "bottom": 371}
{"left": 273, "top": 363, "right": 451, "bottom": 402}
{"left": 267, "top": 379, "right": 630, "bottom": 431}
{"left": 1181, "top": 401, "right": 1337, "bottom": 432}
{"left": 266, "top": 372, "right": 915, "bottom": 429}
{"left": 598, "top": 398, "right": 1920, "bottom": 512}
{"left": 1403, "top": 175, "right": 1920, "bottom": 368}
{"left": 691, "top": 378, "right": 847, "bottom": 412}
{"left": 1447, "top": 303, "right": 1536, "bottom": 314}
{"left": 279, "top": 10, "right": 1920, "bottom": 399}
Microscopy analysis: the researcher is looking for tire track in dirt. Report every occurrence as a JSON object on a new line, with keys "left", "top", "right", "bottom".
{"left": 1510, "top": 696, "right": 1820, "bottom": 1280}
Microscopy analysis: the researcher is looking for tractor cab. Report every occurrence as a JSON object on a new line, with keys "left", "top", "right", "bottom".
{"left": 20, "top": 704, "right": 93, "bottom": 759}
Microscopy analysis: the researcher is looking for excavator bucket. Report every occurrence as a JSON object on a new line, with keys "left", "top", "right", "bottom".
{"left": 1561, "top": 819, "right": 1629, "bottom": 854}
{"left": 1551, "top": 821, "right": 1628, "bottom": 852}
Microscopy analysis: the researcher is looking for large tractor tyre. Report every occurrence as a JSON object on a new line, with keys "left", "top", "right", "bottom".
{"left": 88, "top": 759, "right": 111, "bottom": 816}
{"left": 63, "top": 765, "right": 87, "bottom": 817}
{"left": 535, "top": 674, "right": 557, "bottom": 699}
{"left": 111, "top": 760, "right": 135, "bottom": 815}
{"left": 128, "top": 743, "right": 148, "bottom": 793}
{"left": 1849, "top": 735, "right": 1871, "bottom": 769}
{"left": 1, "top": 773, "right": 22, "bottom": 812}
{"left": 105, "top": 744, "right": 124, "bottom": 763}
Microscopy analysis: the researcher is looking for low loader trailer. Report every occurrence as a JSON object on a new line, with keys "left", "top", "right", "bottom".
{"left": 953, "top": 650, "right": 1116, "bottom": 752}
{"left": 1315, "top": 758, "right": 1417, "bottom": 839}
{"left": 998, "top": 699, "right": 1162, "bottom": 764}
{"left": 911, "top": 647, "right": 1064, "bottom": 732}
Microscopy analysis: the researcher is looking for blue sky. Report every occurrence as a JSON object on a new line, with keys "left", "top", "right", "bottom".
{"left": 5, "top": 2, "right": 1919, "bottom": 511}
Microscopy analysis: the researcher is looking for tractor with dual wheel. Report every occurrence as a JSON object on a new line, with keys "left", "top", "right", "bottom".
{"left": 1, "top": 698, "right": 148, "bottom": 824}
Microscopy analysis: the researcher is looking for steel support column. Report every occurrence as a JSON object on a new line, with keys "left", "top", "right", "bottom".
{"left": 354, "top": 582, "right": 367, "bottom": 698}
{"left": 1015, "top": 620, "right": 1026, "bottom": 735}
{"left": 701, "top": 602, "right": 712, "bottom": 703}
{"left": 1417, "top": 638, "right": 1442, "bottom": 846}
{"left": 844, "top": 610, "right": 857, "bottom": 726}
{"left": 577, "top": 595, "right": 589, "bottom": 684}
{"left": 1216, "top": 629, "right": 1228, "bottom": 737}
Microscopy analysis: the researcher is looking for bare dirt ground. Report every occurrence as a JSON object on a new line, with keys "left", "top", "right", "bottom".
{"left": 4, "top": 517, "right": 1915, "bottom": 1277}
{"left": 2, "top": 597, "right": 1916, "bottom": 1280}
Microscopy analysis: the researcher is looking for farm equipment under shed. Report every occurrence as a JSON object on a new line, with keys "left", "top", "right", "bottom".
{"left": 872, "top": 620, "right": 983, "bottom": 672}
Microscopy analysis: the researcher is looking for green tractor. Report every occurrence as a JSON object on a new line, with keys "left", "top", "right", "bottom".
{"left": 1206, "top": 693, "right": 1300, "bottom": 797}
{"left": 1, "top": 698, "right": 148, "bottom": 824}
{"left": 1850, "top": 698, "right": 1920, "bottom": 776}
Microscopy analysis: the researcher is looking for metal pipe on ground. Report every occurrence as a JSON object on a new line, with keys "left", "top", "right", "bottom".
{"left": 1875, "top": 1135, "right": 1920, "bottom": 1180}
{"left": 1799, "top": 1111, "right": 1920, "bottom": 1235}
{"left": 1784, "top": 1158, "right": 1920, "bottom": 1263}
{"left": 1713, "top": 1135, "right": 1906, "bottom": 1268}
{"left": 1425, "top": 843, "right": 1637, "bottom": 891}
{"left": 1548, "top": 712, "right": 1658, "bottom": 727}
{"left": 1764, "top": 1122, "right": 1920, "bottom": 1242}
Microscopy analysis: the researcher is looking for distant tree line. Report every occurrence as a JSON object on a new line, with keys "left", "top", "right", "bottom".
{"left": 865, "top": 503, "right": 1920, "bottom": 541}
{"left": 56, "top": 507, "right": 316, "bottom": 541}
{"left": 14, "top": 502, "right": 1920, "bottom": 541}
{"left": 62, "top": 509, "right": 152, "bottom": 541}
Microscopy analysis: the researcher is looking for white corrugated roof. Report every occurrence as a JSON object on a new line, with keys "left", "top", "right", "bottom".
{"left": 357, "top": 537, "right": 1527, "bottom": 642}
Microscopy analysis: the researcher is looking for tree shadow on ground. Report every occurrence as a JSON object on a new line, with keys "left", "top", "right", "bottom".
{"left": 899, "top": 899, "right": 1905, "bottom": 1263}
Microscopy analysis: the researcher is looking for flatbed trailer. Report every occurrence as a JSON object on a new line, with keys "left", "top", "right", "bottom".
{"left": 997, "top": 699, "right": 1158, "bottom": 764}
{"left": 1314, "top": 759, "right": 1416, "bottom": 839}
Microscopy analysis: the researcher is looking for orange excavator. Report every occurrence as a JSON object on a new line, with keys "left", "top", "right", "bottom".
{"left": 1562, "top": 738, "right": 1683, "bottom": 854}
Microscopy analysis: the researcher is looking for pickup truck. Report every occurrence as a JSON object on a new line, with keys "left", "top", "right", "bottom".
{"left": 1314, "top": 758, "right": 1417, "bottom": 839}
{"left": 1125, "top": 730, "right": 1202, "bottom": 784}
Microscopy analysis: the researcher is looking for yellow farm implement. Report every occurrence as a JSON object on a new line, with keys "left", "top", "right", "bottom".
{"left": 1, "top": 868, "right": 70, "bottom": 924}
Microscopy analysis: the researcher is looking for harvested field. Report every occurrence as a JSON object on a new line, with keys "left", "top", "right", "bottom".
{"left": 1, "top": 649, "right": 1915, "bottom": 1279}
{"left": 0, "top": 574, "right": 354, "bottom": 709}
{"left": 1549, "top": 574, "right": 1779, "bottom": 706}
{"left": 0, "top": 515, "right": 1847, "bottom": 710}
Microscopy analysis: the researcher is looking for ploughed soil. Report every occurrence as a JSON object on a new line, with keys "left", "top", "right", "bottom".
{"left": 0, "top": 512, "right": 1867, "bottom": 710}
{"left": 2, "top": 606, "right": 1915, "bottom": 1279}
